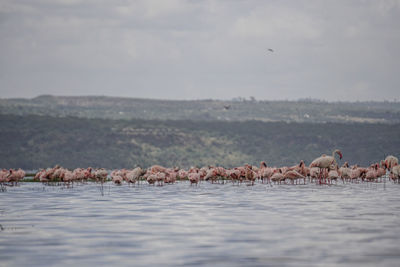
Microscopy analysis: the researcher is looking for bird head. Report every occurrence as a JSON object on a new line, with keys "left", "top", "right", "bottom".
{"left": 335, "top": 150, "right": 343, "bottom": 160}
{"left": 260, "top": 161, "right": 267, "bottom": 168}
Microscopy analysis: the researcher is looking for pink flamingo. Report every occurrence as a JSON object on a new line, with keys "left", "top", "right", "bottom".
{"left": 339, "top": 162, "right": 351, "bottom": 182}
{"left": 73, "top": 168, "right": 86, "bottom": 181}
{"left": 94, "top": 168, "right": 108, "bottom": 182}
{"left": 259, "top": 162, "right": 273, "bottom": 183}
{"left": 39, "top": 169, "right": 51, "bottom": 183}
{"left": 155, "top": 172, "right": 165, "bottom": 186}
{"left": 327, "top": 167, "right": 339, "bottom": 184}
{"left": 151, "top": 165, "right": 167, "bottom": 173}
{"left": 112, "top": 175, "right": 123, "bottom": 184}
{"left": 376, "top": 163, "right": 386, "bottom": 180}
{"left": 146, "top": 174, "right": 157, "bottom": 185}
{"left": 0, "top": 169, "right": 9, "bottom": 183}
{"left": 270, "top": 169, "right": 284, "bottom": 184}
{"left": 365, "top": 164, "right": 378, "bottom": 182}
{"left": 288, "top": 160, "right": 307, "bottom": 177}
{"left": 177, "top": 169, "right": 188, "bottom": 180}
{"left": 204, "top": 168, "right": 219, "bottom": 183}
{"left": 244, "top": 164, "right": 256, "bottom": 185}
{"left": 283, "top": 170, "right": 306, "bottom": 184}
{"left": 349, "top": 165, "right": 368, "bottom": 182}
{"left": 188, "top": 172, "right": 200, "bottom": 185}
{"left": 84, "top": 167, "right": 94, "bottom": 180}
{"left": 384, "top": 155, "right": 398, "bottom": 171}
{"left": 227, "top": 168, "right": 241, "bottom": 184}
{"left": 62, "top": 170, "right": 74, "bottom": 184}
{"left": 309, "top": 167, "right": 321, "bottom": 182}
{"left": 199, "top": 167, "right": 208, "bottom": 181}
{"left": 164, "top": 169, "right": 177, "bottom": 184}
{"left": 126, "top": 168, "right": 144, "bottom": 184}
{"left": 8, "top": 170, "right": 15, "bottom": 183}
{"left": 390, "top": 164, "right": 399, "bottom": 182}
{"left": 309, "top": 149, "right": 343, "bottom": 183}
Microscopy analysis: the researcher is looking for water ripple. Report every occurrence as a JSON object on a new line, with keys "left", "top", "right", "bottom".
{"left": 0, "top": 181, "right": 400, "bottom": 266}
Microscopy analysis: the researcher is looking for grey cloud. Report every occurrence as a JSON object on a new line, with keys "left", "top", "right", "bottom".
{"left": 0, "top": 0, "right": 399, "bottom": 101}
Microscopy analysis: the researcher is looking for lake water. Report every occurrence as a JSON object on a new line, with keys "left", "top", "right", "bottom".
{"left": 1, "top": 181, "right": 400, "bottom": 266}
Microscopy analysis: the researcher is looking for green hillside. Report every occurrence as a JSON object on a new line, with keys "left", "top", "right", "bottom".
{"left": 0, "top": 114, "right": 398, "bottom": 169}
{"left": 1, "top": 95, "right": 399, "bottom": 123}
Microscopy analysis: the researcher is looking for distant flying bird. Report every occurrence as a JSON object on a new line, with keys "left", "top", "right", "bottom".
{"left": 267, "top": 48, "right": 274, "bottom": 52}
{"left": 223, "top": 105, "right": 231, "bottom": 110}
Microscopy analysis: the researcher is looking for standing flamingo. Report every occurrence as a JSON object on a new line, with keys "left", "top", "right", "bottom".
{"left": 94, "top": 169, "right": 108, "bottom": 183}
{"left": 283, "top": 170, "right": 306, "bottom": 184}
{"left": 270, "top": 169, "right": 284, "bottom": 184}
{"left": 309, "top": 149, "right": 343, "bottom": 183}
{"left": 112, "top": 175, "right": 123, "bottom": 184}
{"left": 62, "top": 170, "right": 74, "bottom": 185}
{"left": 365, "top": 164, "right": 378, "bottom": 182}
{"left": 146, "top": 174, "right": 157, "bottom": 185}
{"left": 339, "top": 162, "right": 351, "bottom": 182}
{"left": 188, "top": 172, "right": 200, "bottom": 185}
{"left": 0, "top": 169, "right": 9, "bottom": 183}
{"left": 384, "top": 155, "right": 398, "bottom": 171}
{"left": 327, "top": 166, "right": 340, "bottom": 184}
{"left": 390, "top": 164, "right": 399, "bottom": 182}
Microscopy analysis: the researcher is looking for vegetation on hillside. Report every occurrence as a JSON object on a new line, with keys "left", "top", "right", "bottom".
{"left": 0, "top": 114, "right": 398, "bottom": 170}
{"left": 1, "top": 95, "right": 399, "bottom": 123}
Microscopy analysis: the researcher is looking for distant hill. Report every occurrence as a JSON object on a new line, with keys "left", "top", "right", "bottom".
{"left": 1, "top": 114, "right": 398, "bottom": 169}
{"left": 1, "top": 95, "right": 400, "bottom": 123}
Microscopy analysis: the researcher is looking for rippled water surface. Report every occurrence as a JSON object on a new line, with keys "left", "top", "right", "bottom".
{"left": 1, "top": 181, "right": 400, "bottom": 266}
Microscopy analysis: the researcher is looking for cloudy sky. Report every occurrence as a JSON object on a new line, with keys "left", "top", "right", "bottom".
{"left": 0, "top": 0, "right": 399, "bottom": 101}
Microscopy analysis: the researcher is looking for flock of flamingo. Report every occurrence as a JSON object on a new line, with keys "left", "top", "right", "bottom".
{"left": 0, "top": 151, "right": 399, "bottom": 187}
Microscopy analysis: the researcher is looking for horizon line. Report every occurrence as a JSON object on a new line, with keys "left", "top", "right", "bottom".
{"left": 1, "top": 94, "right": 399, "bottom": 104}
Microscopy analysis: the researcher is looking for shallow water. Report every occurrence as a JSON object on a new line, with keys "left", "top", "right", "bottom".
{"left": 1, "top": 181, "right": 400, "bottom": 266}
